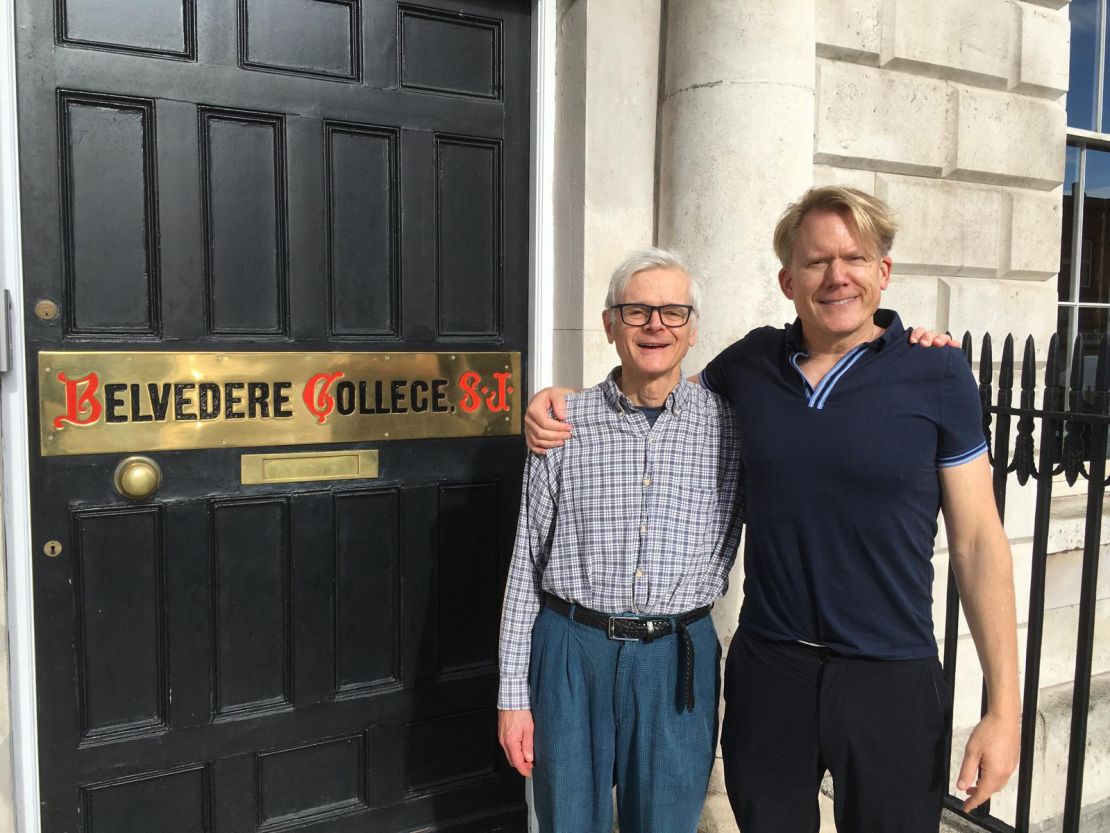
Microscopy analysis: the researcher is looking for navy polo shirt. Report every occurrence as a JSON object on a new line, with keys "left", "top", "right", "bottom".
{"left": 702, "top": 310, "right": 987, "bottom": 659}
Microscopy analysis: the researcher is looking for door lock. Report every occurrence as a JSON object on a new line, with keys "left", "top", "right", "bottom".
{"left": 34, "top": 299, "right": 59, "bottom": 321}
{"left": 43, "top": 540, "right": 62, "bottom": 557}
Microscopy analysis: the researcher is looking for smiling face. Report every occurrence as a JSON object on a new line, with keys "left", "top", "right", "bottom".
{"left": 602, "top": 266, "right": 696, "bottom": 391}
{"left": 778, "top": 208, "right": 892, "bottom": 351}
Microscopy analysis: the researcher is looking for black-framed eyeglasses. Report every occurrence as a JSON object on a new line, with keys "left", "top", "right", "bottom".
{"left": 610, "top": 303, "right": 695, "bottom": 327}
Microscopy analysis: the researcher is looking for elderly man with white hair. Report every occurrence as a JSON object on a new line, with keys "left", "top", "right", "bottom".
{"left": 496, "top": 248, "right": 744, "bottom": 833}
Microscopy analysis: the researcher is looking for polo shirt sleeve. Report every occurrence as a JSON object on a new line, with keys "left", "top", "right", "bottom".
{"left": 937, "top": 349, "right": 989, "bottom": 468}
{"left": 701, "top": 340, "right": 744, "bottom": 403}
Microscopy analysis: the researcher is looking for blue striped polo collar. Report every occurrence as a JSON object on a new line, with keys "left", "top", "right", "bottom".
{"left": 785, "top": 310, "right": 905, "bottom": 410}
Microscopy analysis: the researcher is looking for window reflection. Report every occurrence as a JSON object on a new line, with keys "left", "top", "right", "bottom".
{"left": 1075, "top": 307, "right": 1110, "bottom": 387}
{"left": 1058, "top": 146, "right": 1110, "bottom": 388}
{"left": 1061, "top": 2, "right": 1110, "bottom": 394}
{"left": 1079, "top": 149, "right": 1110, "bottom": 304}
{"left": 1060, "top": 145, "right": 1080, "bottom": 303}
{"left": 1056, "top": 305, "right": 1073, "bottom": 385}
{"left": 1071, "top": 0, "right": 1100, "bottom": 131}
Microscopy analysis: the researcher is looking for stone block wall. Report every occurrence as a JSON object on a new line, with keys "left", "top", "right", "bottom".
{"left": 814, "top": 0, "right": 1068, "bottom": 349}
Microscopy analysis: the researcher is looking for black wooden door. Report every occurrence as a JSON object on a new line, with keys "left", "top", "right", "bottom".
{"left": 15, "top": 1, "right": 530, "bottom": 831}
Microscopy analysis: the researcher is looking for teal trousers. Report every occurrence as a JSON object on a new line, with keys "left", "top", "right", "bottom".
{"left": 528, "top": 605, "right": 720, "bottom": 833}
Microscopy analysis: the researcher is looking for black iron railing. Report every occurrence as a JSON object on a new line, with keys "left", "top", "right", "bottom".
{"left": 941, "top": 333, "right": 1107, "bottom": 833}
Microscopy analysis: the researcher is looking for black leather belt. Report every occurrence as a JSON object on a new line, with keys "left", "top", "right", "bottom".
{"left": 543, "top": 593, "right": 711, "bottom": 713}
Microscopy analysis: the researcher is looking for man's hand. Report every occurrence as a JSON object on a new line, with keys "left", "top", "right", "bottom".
{"left": 524, "top": 387, "right": 574, "bottom": 454}
{"left": 908, "top": 327, "right": 960, "bottom": 347}
{"left": 956, "top": 710, "right": 1021, "bottom": 812}
{"left": 498, "top": 708, "right": 535, "bottom": 776}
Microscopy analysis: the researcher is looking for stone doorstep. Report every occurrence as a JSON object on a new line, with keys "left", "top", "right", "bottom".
{"left": 702, "top": 795, "right": 1110, "bottom": 833}
{"left": 938, "top": 798, "right": 1110, "bottom": 833}
{"left": 1018, "top": 670, "right": 1110, "bottom": 825}
{"left": 1045, "top": 492, "right": 1110, "bottom": 555}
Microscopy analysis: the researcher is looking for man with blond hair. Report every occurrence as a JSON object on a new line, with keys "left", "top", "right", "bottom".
{"left": 524, "top": 186, "right": 1021, "bottom": 833}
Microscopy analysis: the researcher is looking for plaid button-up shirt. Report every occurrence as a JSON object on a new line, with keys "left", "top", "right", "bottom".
{"left": 497, "top": 372, "right": 745, "bottom": 710}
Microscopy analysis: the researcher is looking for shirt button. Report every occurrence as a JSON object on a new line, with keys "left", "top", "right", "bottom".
{"left": 674, "top": 406, "right": 682, "bottom": 416}
{"left": 635, "top": 569, "right": 644, "bottom": 578}
{"left": 640, "top": 524, "right": 648, "bottom": 534}
{"left": 647, "top": 437, "right": 655, "bottom": 444}
{"left": 643, "top": 477, "right": 651, "bottom": 486}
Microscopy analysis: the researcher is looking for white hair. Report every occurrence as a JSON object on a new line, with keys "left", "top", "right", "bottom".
{"left": 604, "top": 247, "right": 703, "bottom": 322}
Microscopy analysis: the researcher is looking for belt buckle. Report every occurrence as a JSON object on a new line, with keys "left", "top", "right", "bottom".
{"left": 607, "top": 615, "right": 642, "bottom": 641}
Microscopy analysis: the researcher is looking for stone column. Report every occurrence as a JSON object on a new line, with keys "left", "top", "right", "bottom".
{"left": 658, "top": 0, "right": 816, "bottom": 371}
{"left": 551, "top": 0, "right": 663, "bottom": 389}
{"left": 655, "top": 4, "right": 815, "bottom": 830}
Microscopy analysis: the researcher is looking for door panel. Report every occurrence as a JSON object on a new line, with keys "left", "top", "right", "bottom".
{"left": 59, "top": 0, "right": 195, "bottom": 58}
{"left": 326, "top": 124, "right": 399, "bottom": 337}
{"left": 201, "top": 110, "right": 289, "bottom": 336}
{"left": 212, "top": 498, "right": 292, "bottom": 717}
{"left": 16, "top": 0, "right": 530, "bottom": 830}
{"left": 82, "top": 766, "right": 211, "bottom": 833}
{"left": 241, "top": 0, "right": 360, "bottom": 80}
{"left": 60, "top": 93, "right": 160, "bottom": 335}
{"left": 437, "top": 138, "right": 501, "bottom": 338}
{"left": 398, "top": 6, "right": 502, "bottom": 99}
{"left": 75, "top": 506, "right": 166, "bottom": 740}
{"left": 334, "top": 489, "right": 401, "bottom": 693}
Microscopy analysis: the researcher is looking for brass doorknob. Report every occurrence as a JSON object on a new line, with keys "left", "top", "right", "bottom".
{"left": 113, "top": 456, "right": 162, "bottom": 500}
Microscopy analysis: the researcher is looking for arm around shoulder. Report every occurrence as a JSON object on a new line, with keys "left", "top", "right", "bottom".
{"left": 524, "top": 386, "right": 577, "bottom": 453}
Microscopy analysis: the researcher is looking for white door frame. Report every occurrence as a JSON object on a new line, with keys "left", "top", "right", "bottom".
{"left": 529, "top": 0, "right": 556, "bottom": 396}
{"left": 0, "top": 0, "right": 41, "bottom": 828}
{"left": 526, "top": 7, "right": 556, "bottom": 829}
{"left": 0, "top": 1, "right": 556, "bottom": 831}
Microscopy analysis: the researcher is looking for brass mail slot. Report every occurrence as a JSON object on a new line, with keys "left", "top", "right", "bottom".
{"left": 241, "top": 450, "right": 379, "bottom": 485}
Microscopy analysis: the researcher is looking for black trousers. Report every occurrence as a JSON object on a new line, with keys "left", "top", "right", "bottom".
{"left": 721, "top": 628, "right": 951, "bottom": 833}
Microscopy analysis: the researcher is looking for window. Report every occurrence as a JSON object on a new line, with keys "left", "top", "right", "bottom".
{"left": 1061, "top": 0, "right": 1110, "bottom": 385}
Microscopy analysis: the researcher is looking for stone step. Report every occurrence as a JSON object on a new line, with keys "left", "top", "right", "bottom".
{"left": 938, "top": 799, "right": 1110, "bottom": 833}
{"left": 1046, "top": 492, "right": 1110, "bottom": 555}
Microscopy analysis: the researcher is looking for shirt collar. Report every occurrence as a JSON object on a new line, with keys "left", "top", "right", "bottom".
{"left": 784, "top": 308, "right": 904, "bottom": 355}
{"left": 602, "top": 367, "right": 693, "bottom": 415}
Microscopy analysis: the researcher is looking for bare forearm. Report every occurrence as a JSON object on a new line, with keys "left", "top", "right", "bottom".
{"left": 939, "top": 456, "right": 1021, "bottom": 807}
{"left": 949, "top": 526, "right": 1020, "bottom": 716}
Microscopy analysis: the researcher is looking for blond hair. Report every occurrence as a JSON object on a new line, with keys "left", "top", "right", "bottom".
{"left": 773, "top": 186, "right": 898, "bottom": 267}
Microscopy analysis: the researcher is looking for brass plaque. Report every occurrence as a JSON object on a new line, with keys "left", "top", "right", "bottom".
{"left": 38, "top": 351, "right": 521, "bottom": 456}
{"left": 241, "top": 450, "right": 379, "bottom": 485}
